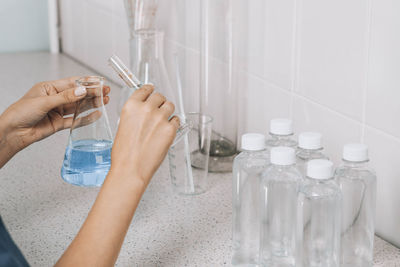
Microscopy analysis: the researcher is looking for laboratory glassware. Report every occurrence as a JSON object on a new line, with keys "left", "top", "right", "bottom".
{"left": 200, "top": 0, "right": 239, "bottom": 172}
{"left": 232, "top": 133, "right": 269, "bottom": 266}
{"left": 129, "top": 29, "right": 178, "bottom": 111}
{"left": 124, "top": 0, "right": 159, "bottom": 35}
{"left": 299, "top": 159, "right": 341, "bottom": 267}
{"left": 334, "top": 144, "right": 376, "bottom": 267}
{"left": 168, "top": 113, "right": 212, "bottom": 195}
{"left": 107, "top": 54, "right": 192, "bottom": 147}
{"left": 296, "top": 132, "right": 328, "bottom": 174}
{"left": 260, "top": 147, "right": 302, "bottom": 266}
{"left": 61, "top": 76, "right": 113, "bottom": 187}
{"left": 122, "top": 0, "right": 160, "bottom": 114}
{"left": 266, "top": 118, "right": 297, "bottom": 148}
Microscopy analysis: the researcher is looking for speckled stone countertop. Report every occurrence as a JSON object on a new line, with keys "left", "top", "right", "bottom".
{"left": 0, "top": 53, "right": 399, "bottom": 266}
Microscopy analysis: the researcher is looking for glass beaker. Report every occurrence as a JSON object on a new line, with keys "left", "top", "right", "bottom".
{"left": 129, "top": 29, "right": 178, "bottom": 110}
{"left": 199, "top": 0, "right": 239, "bottom": 172}
{"left": 61, "top": 76, "right": 113, "bottom": 187}
{"left": 168, "top": 113, "right": 212, "bottom": 195}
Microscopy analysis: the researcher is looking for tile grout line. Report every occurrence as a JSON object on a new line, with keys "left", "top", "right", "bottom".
{"left": 289, "top": 0, "right": 297, "bottom": 120}
{"left": 361, "top": 0, "right": 374, "bottom": 143}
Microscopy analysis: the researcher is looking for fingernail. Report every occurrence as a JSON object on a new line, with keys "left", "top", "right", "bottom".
{"left": 75, "top": 86, "right": 86, "bottom": 96}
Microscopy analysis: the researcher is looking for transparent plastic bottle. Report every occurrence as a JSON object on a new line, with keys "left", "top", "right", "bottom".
{"left": 296, "top": 132, "right": 328, "bottom": 174}
{"left": 266, "top": 118, "right": 297, "bottom": 149}
{"left": 260, "top": 147, "right": 302, "bottom": 267}
{"left": 299, "top": 159, "right": 341, "bottom": 267}
{"left": 232, "top": 133, "right": 269, "bottom": 266}
{"left": 334, "top": 144, "right": 376, "bottom": 267}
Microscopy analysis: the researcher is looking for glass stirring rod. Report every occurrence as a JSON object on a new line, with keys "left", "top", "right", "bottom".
{"left": 108, "top": 55, "right": 192, "bottom": 146}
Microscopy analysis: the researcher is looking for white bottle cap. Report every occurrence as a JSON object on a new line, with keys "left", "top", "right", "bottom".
{"left": 343, "top": 143, "right": 369, "bottom": 162}
{"left": 270, "top": 118, "right": 293, "bottom": 135}
{"left": 241, "top": 133, "right": 266, "bottom": 151}
{"left": 298, "top": 132, "right": 322, "bottom": 150}
{"left": 307, "top": 159, "right": 334, "bottom": 179}
{"left": 270, "top": 147, "right": 296, "bottom": 165}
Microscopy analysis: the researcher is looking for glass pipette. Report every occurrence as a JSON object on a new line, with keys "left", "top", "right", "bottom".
{"left": 108, "top": 55, "right": 192, "bottom": 146}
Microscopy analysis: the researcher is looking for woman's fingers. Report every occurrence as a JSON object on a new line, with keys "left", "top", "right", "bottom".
{"left": 63, "top": 87, "right": 110, "bottom": 115}
{"left": 131, "top": 84, "right": 154, "bottom": 101}
{"left": 85, "top": 85, "right": 110, "bottom": 97}
{"left": 169, "top": 116, "right": 180, "bottom": 130}
{"left": 41, "top": 86, "right": 87, "bottom": 113}
{"left": 49, "top": 76, "right": 81, "bottom": 92}
{"left": 64, "top": 95, "right": 110, "bottom": 115}
{"left": 159, "top": 101, "right": 175, "bottom": 119}
{"left": 48, "top": 76, "right": 110, "bottom": 97}
{"left": 147, "top": 92, "right": 166, "bottom": 108}
{"left": 71, "top": 110, "right": 102, "bottom": 130}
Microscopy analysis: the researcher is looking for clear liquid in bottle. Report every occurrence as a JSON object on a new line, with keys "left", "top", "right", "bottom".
{"left": 334, "top": 144, "right": 376, "bottom": 267}
{"left": 299, "top": 159, "right": 341, "bottom": 267}
{"left": 260, "top": 147, "right": 302, "bottom": 267}
{"left": 232, "top": 134, "right": 269, "bottom": 266}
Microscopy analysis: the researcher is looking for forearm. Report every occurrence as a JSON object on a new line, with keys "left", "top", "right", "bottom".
{"left": 56, "top": 170, "right": 146, "bottom": 267}
{"left": 0, "top": 115, "right": 19, "bottom": 168}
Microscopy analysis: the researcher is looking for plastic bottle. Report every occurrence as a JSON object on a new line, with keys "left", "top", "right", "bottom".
{"left": 334, "top": 144, "right": 376, "bottom": 267}
{"left": 232, "top": 133, "right": 269, "bottom": 266}
{"left": 299, "top": 159, "right": 341, "bottom": 267}
{"left": 266, "top": 118, "right": 297, "bottom": 149}
{"left": 260, "top": 147, "right": 302, "bottom": 266}
{"left": 296, "top": 132, "right": 328, "bottom": 174}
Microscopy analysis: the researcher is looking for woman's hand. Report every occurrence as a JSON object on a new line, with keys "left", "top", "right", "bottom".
{"left": 56, "top": 85, "right": 180, "bottom": 267}
{"left": 110, "top": 84, "right": 180, "bottom": 185}
{"left": 0, "top": 76, "right": 110, "bottom": 167}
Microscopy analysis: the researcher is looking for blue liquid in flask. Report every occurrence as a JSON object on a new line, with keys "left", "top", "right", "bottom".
{"left": 61, "top": 139, "right": 112, "bottom": 187}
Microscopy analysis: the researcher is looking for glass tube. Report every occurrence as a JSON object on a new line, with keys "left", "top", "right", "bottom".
{"left": 124, "top": 0, "right": 159, "bottom": 35}
{"left": 200, "top": 0, "right": 238, "bottom": 172}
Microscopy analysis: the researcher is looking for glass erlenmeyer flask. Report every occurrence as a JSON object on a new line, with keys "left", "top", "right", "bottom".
{"left": 129, "top": 29, "right": 178, "bottom": 109}
{"left": 61, "top": 76, "right": 113, "bottom": 187}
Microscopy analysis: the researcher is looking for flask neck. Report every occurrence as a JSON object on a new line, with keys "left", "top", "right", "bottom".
{"left": 131, "top": 29, "right": 164, "bottom": 63}
{"left": 133, "top": 0, "right": 159, "bottom": 31}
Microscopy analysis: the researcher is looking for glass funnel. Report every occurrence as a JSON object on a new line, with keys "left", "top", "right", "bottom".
{"left": 61, "top": 76, "right": 113, "bottom": 187}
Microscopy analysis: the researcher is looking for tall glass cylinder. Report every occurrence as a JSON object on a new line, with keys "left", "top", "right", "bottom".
{"left": 129, "top": 29, "right": 177, "bottom": 107}
{"left": 124, "top": 0, "right": 159, "bottom": 35}
{"left": 120, "top": 0, "right": 162, "bottom": 115}
{"left": 200, "top": 0, "right": 238, "bottom": 172}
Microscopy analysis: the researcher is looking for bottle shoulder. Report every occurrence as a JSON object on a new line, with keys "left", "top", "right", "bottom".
{"left": 301, "top": 178, "right": 342, "bottom": 199}
{"left": 266, "top": 136, "right": 297, "bottom": 148}
{"left": 262, "top": 165, "right": 303, "bottom": 183}
{"left": 296, "top": 149, "right": 328, "bottom": 161}
{"left": 233, "top": 150, "right": 270, "bottom": 172}
{"left": 334, "top": 163, "right": 376, "bottom": 183}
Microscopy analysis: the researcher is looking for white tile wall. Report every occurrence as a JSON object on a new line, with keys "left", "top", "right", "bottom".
{"left": 60, "top": 0, "right": 400, "bottom": 246}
